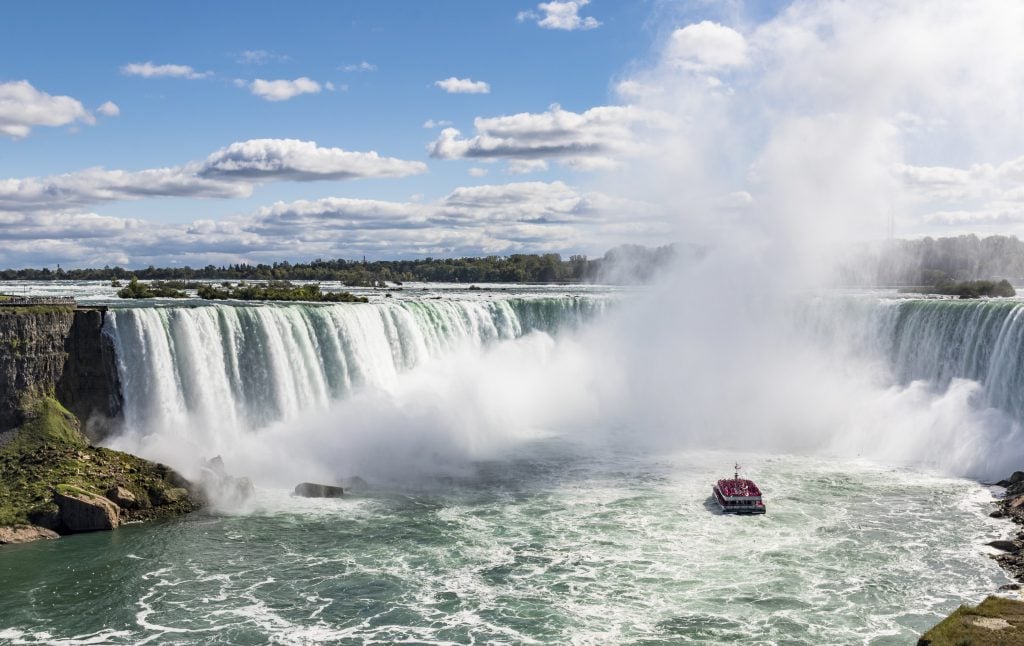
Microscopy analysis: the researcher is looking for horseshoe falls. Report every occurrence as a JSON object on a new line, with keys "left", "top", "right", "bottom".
{"left": 101, "top": 296, "right": 605, "bottom": 474}
{"left": 2, "top": 288, "right": 1022, "bottom": 645}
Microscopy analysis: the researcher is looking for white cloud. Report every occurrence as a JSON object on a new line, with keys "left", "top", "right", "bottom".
{"left": 518, "top": 1, "right": 600, "bottom": 31}
{"left": 341, "top": 61, "right": 377, "bottom": 72}
{"left": 236, "top": 50, "right": 290, "bottom": 65}
{"left": 0, "top": 139, "right": 427, "bottom": 212}
{"left": 199, "top": 139, "right": 427, "bottom": 181}
{"left": 249, "top": 77, "right": 322, "bottom": 101}
{"left": 666, "top": 21, "right": 748, "bottom": 71}
{"left": 423, "top": 119, "right": 454, "bottom": 129}
{"left": 0, "top": 181, "right": 668, "bottom": 267}
{"left": 434, "top": 77, "right": 491, "bottom": 94}
{"left": 507, "top": 160, "right": 549, "bottom": 174}
{"left": 96, "top": 101, "right": 120, "bottom": 117}
{"left": 120, "top": 62, "right": 211, "bottom": 79}
{"left": 468, "top": 167, "right": 489, "bottom": 177}
{"left": 0, "top": 81, "right": 95, "bottom": 138}
{"left": 428, "top": 103, "right": 670, "bottom": 172}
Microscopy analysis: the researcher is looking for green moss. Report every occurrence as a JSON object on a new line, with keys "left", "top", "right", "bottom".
{"left": 920, "top": 596, "right": 1024, "bottom": 645}
{"left": 0, "top": 395, "right": 199, "bottom": 529}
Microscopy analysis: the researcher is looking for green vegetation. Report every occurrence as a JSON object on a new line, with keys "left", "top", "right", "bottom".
{"left": 920, "top": 596, "right": 1024, "bottom": 645}
{"left": 196, "top": 281, "right": 369, "bottom": 303}
{"left": 0, "top": 395, "right": 196, "bottom": 528}
{"left": 900, "top": 279, "right": 1016, "bottom": 299}
{"left": 116, "top": 276, "right": 188, "bottom": 299}
{"left": 5, "top": 244, "right": 679, "bottom": 285}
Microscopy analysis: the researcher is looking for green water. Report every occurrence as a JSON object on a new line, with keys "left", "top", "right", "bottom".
{"left": 0, "top": 447, "right": 1009, "bottom": 645}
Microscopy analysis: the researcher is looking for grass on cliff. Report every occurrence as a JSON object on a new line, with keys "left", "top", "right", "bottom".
{"left": 920, "top": 596, "right": 1024, "bottom": 645}
{"left": 0, "top": 395, "right": 195, "bottom": 527}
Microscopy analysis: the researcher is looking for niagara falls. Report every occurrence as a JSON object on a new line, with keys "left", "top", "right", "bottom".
{"left": 5, "top": 1, "right": 1024, "bottom": 644}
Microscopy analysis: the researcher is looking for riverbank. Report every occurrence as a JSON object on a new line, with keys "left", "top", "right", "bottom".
{"left": 917, "top": 472, "right": 1024, "bottom": 642}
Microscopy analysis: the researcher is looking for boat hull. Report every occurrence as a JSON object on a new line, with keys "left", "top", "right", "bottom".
{"left": 712, "top": 485, "right": 766, "bottom": 514}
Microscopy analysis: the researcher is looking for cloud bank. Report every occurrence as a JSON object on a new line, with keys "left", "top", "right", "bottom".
{"left": 0, "top": 139, "right": 427, "bottom": 212}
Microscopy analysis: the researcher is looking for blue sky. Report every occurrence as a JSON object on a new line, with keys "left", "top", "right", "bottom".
{"left": 2, "top": 1, "right": 1024, "bottom": 268}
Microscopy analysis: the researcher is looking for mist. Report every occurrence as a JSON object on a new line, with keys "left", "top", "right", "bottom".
{"left": 104, "top": 1, "right": 1024, "bottom": 492}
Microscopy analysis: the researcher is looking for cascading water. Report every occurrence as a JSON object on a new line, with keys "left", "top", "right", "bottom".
{"left": 804, "top": 296, "right": 1024, "bottom": 424}
{"left": 105, "top": 296, "right": 605, "bottom": 443}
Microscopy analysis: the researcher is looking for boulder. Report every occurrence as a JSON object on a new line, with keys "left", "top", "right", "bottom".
{"left": 991, "top": 509, "right": 1005, "bottom": 519}
{"left": 153, "top": 487, "right": 189, "bottom": 505}
{"left": 987, "top": 540, "right": 1019, "bottom": 553}
{"left": 106, "top": 485, "right": 137, "bottom": 509}
{"left": 54, "top": 488, "right": 119, "bottom": 533}
{"left": 199, "top": 457, "right": 255, "bottom": 507}
{"left": 0, "top": 525, "right": 60, "bottom": 545}
{"left": 1009, "top": 495, "right": 1024, "bottom": 509}
{"left": 293, "top": 482, "right": 344, "bottom": 498}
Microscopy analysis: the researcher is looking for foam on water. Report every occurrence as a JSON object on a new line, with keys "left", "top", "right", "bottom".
{"left": 0, "top": 448, "right": 1009, "bottom": 645}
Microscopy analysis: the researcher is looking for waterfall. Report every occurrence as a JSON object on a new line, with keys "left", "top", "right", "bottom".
{"left": 805, "top": 297, "right": 1024, "bottom": 422}
{"left": 104, "top": 297, "right": 604, "bottom": 439}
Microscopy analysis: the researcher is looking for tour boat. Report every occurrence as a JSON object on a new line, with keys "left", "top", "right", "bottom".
{"left": 712, "top": 463, "right": 766, "bottom": 514}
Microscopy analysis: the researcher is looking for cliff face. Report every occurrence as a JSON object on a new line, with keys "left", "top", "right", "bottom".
{"left": 56, "top": 309, "right": 122, "bottom": 441}
{"left": 0, "top": 307, "right": 121, "bottom": 440}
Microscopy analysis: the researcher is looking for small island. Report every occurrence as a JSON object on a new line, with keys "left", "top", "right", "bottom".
{"left": 900, "top": 279, "right": 1016, "bottom": 299}
{"left": 116, "top": 278, "right": 369, "bottom": 303}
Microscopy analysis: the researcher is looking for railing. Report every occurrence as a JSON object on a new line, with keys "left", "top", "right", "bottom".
{"left": 0, "top": 296, "right": 78, "bottom": 307}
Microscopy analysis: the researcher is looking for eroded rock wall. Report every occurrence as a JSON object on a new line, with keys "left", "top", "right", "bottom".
{"left": 0, "top": 308, "right": 121, "bottom": 437}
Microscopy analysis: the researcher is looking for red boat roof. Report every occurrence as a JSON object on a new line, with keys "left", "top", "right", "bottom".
{"left": 717, "top": 478, "right": 762, "bottom": 497}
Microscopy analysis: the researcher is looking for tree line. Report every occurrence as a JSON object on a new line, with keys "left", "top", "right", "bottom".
{"left": 0, "top": 245, "right": 679, "bottom": 285}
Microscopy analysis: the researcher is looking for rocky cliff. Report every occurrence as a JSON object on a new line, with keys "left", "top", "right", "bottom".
{"left": 0, "top": 306, "right": 120, "bottom": 441}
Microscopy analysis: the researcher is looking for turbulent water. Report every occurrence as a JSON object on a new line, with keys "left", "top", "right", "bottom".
{"left": 0, "top": 449, "right": 1010, "bottom": 645}
{"left": 1, "top": 284, "right": 1023, "bottom": 644}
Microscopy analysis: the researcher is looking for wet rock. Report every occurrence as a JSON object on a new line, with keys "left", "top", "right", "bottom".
{"left": 1006, "top": 481, "right": 1024, "bottom": 497}
{"left": 1000, "top": 583, "right": 1022, "bottom": 590}
{"left": 991, "top": 509, "right": 1006, "bottom": 518}
{"left": 293, "top": 482, "right": 344, "bottom": 498}
{"left": 199, "top": 456, "right": 255, "bottom": 507}
{"left": 106, "top": 485, "right": 137, "bottom": 509}
{"left": 989, "top": 540, "right": 1021, "bottom": 553}
{"left": 54, "top": 488, "right": 119, "bottom": 533}
{"left": 0, "top": 525, "right": 60, "bottom": 544}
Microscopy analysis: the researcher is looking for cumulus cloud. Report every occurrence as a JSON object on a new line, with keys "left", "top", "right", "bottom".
{"left": 236, "top": 50, "right": 290, "bottom": 65}
{"left": 0, "top": 139, "right": 427, "bottom": 212}
{"left": 428, "top": 103, "right": 669, "bottom": 172}
{"left": 507, "top": 160, "right": 549, "bottom": 174}
{"left": 665, "top": 21, "right": 748, "bottom": 71}
{"left": 249, "top": 77, "right": 323, "bottom": 101}
{"left": 434, "top": 77, "right": 491, "bottom": 94}
{"left": 517, "top": 1, "right": 600, "bottom": 31}
{"left": 198, "top": 139, "right": 427, "bottom": 181}
{"left": 96, "top": 101, "right": 120, "bottom": 117}
{"left": 0, "top": 81, "right": 95, "bottom": 138}
{"left": 0, "top": 182, "right": 668, "bottom": 268}
{"left": 423, "top": 119, "right": 453, "bottom": 129}
{"left": 120, "top": 62, "right": 211, "bottom": 79}
{"left": 341, "top": 61, "right": 376, "bottom": 72}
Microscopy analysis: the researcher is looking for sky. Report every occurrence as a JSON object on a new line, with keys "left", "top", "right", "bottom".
{"left": 2, "top": 0, "right": 1024, "bottom": 269}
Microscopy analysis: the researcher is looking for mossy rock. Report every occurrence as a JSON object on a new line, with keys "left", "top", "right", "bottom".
{"left": 1, "top": 395, "right": 201, "bottom": 531}
{"left": 920, "top": 596, "right": 1024, "bottom": 645}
